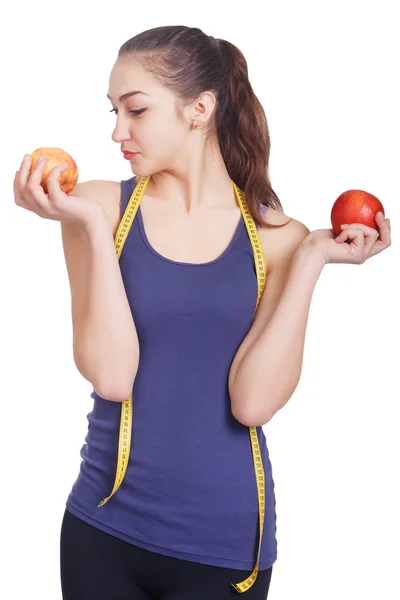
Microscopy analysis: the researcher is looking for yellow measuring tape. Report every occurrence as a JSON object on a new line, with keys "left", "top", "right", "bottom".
{"left": 97, "top": 175, "right": 267, "bottom": 593}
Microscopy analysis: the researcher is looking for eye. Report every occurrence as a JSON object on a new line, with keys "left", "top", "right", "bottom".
{"left": 109, "top": 108, "right": 147, "bottom": 116}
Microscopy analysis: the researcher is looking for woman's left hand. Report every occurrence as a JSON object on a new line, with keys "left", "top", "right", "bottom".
{"left": 300, "top": 211, "right": 392, "bottom": 265}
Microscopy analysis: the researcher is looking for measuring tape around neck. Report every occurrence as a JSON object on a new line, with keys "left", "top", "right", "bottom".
{"left": 97, "top": 175, "right": 267, "bottom": 593}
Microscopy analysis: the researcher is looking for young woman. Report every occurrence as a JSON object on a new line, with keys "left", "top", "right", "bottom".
{"left": 14, "top": 25, "right": 391, "bottom": 600}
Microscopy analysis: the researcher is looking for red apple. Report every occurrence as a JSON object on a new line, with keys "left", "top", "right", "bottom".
{"left": 29, "top": 147, "right": 79, "bottom": 195}
{"left": 331, "top": 189, "right": 385, "bottom": 236}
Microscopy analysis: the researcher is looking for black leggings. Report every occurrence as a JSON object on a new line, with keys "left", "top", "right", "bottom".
{"left": 60, "top": 509, "right": 273, "bottom": 599}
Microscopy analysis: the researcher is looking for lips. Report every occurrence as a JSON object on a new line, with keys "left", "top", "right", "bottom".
{"left": 122, "top": 151, "right": 139, "bottom": 159}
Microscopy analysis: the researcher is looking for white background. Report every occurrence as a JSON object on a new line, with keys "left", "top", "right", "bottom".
{"left": 1, "top": 1, "right": 399, "bottom": 598}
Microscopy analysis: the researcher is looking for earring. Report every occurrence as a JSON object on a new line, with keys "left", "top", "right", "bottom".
{"left": 192, "top": 120, "right": 198, "bottom": 130}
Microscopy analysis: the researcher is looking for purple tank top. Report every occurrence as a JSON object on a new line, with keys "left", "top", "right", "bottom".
{"left": 65, "top": 175, "right": 278, "bottom": 571}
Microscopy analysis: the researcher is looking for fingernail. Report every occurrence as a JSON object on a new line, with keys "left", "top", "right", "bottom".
{"left": 23, "top": 154, "right": 30, "bottom": 161}
{"left": 341, "top": 224, "right": 349, "bottom": 228}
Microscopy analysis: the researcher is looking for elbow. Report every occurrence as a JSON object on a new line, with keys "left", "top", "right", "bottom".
{"left": 229, "top": 364, "right": 302, "bottom": 427}
{"left": 94, "top": 378, "right": 135, "bottom": 403}
{"left": 94, "top": 365, "right": 138, "bottom": 402}
{"left": 232, "top": 380, "right": 301, "bottom": 428}
{"left": 231, "top": 390, "right": 275, "bottom": 427}
{"left": 73, "top": 347, "right": 137, "bottom": 402}
{"left": 233, "top": 406, "right": 275, "bottom": 428}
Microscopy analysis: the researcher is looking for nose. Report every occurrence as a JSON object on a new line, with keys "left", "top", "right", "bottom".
{"left": 111, "top": 119, "right": 133, "bottom": 145}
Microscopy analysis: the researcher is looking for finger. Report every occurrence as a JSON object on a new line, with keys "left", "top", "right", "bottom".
{"left": 341, "top": 222, "right": 378, "bottom": 238}
{"left": 14, "top": 169, "right": 23, "bottom": 205}
{"left": 341, "top": 222, "right": 385, "bottom": 251}
{"left": 340, "top": 221, "right": 390, "bottom": 259}
{"left": 356, "top": 212, "right": 391, "bottom": 246}
{"left": 374, "top": 211, "right": 386, "bottom": 228}
{"left": 335, "top": 227, "right": 367, "bottom": 262}
{"left": 376, "top": 217, "right": 391, "bottom": 247}
{"left": 46, "top": 162, "right": 69, "bottom": 201}
{"left": 365, "top": 229, "right": 380, "bottom": 256}
{"left": 18, "top": 154, "right": 33, "bottom": 188}
{"left": 26, "top": 154, "right": 47, "bottom": 190}
{"left": 373, "top": 211, "right": 392, "bottom": 243}
{"left": 14, "top": 155, "right": 32, "bottom": 203}
{"left": 24, "top": 154, "right": 50, "bottom": 211}
{"left": 336, "top": 226, "right": 364, "bottom": 244}
{"left": 342, "top": 212, "right": 390, "bottom": 241}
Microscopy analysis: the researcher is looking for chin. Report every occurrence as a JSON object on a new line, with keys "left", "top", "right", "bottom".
{"left": 133, "top": 164, "right": 161, "bottom": 179}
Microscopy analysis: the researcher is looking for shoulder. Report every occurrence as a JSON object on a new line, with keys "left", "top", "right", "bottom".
{"left": 69, "top": 179, "right": 122, "bottom": 237}
{"left": 258, "top": 206, "right": 310, "bottom": 271}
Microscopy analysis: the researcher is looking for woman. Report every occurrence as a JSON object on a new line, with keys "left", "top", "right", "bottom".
{"left": 13, "top": 25, "right": 391, "bottom": 600}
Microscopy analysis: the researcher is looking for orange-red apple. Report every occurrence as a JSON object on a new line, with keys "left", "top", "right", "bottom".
{"left": 29, "top": 147, "right": 79, "bottom": 195}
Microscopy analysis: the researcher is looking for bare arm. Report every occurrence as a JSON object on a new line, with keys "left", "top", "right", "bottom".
{"left": 61, "top": 184, "right": 139, "bottom": 402}
{"left": 229, "top": 242, "right": 325, "bottom": 427}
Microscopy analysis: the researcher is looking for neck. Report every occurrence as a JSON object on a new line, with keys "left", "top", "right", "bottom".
{"left": 146, "top": 139, "right": 237, "bottom": 214}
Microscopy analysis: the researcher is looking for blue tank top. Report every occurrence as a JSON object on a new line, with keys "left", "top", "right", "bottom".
{"left": 65, "top": 175, "right": 278, "bottom": 571}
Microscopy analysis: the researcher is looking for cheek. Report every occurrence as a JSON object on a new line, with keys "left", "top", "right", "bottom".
{"left": 147, "top": 122, "right": 182, "bottom": 155}
{"left": 139, "top": 118, "right": 164, "bottom": 149}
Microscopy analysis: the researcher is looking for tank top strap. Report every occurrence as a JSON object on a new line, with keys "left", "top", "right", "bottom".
{"left": 259, "top": 203, "right": 268, "bottom": 221}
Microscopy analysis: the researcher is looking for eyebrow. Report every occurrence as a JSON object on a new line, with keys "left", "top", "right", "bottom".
{"left": 107, "top": 90, "right": 150, "bottom": 102}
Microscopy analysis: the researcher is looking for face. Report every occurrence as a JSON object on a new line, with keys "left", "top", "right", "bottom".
{"left": 107, "top": 58, "right": 204, "bottom": 176}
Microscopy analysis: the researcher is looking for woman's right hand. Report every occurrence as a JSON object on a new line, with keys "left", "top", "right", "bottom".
{"left": 13, "top": 154, "right": 104, "bottom": 227}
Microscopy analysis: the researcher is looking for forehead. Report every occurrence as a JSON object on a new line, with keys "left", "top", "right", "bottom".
{"left": 107, "top": 59, "right": 163, "bottom": 101}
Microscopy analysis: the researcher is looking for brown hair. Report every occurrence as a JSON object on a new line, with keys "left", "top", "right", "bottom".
{"left": 118, "top": 25, "right": 292, "bottom": 229}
